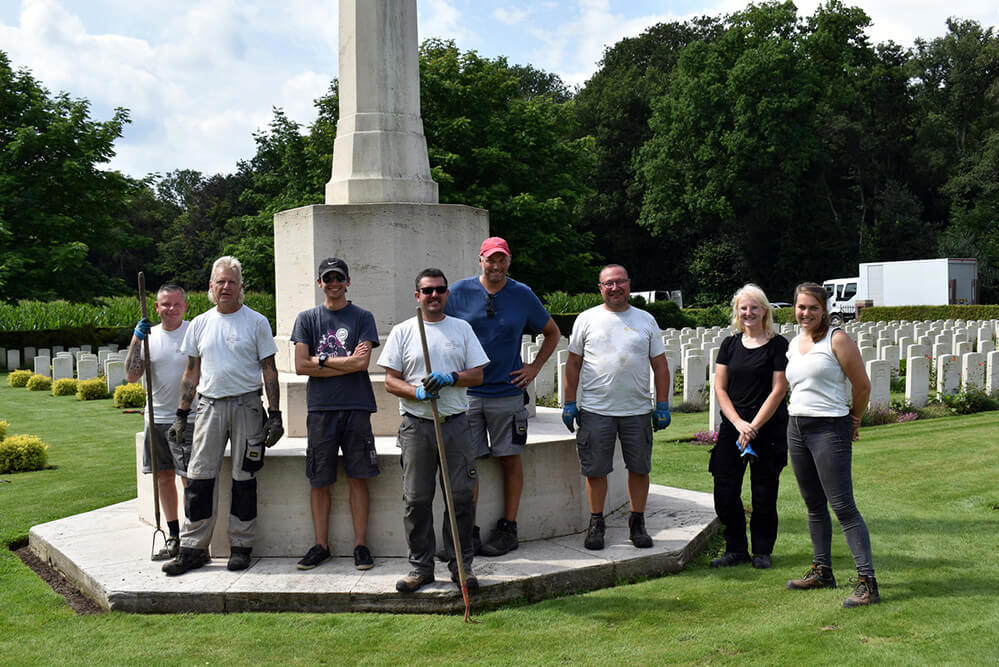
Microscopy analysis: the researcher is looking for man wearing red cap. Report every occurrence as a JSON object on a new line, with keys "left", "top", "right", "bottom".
{"left": 444, "top": 237, "right": 561, "bottom": 556}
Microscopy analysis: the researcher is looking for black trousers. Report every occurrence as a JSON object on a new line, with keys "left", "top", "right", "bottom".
{"left": 709, "top": 416, "right": 787, "bottom": 555}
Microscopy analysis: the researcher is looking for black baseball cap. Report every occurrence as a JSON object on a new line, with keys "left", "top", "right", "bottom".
{"left": 318, "top": 257, "right": 349, "bottom": 280}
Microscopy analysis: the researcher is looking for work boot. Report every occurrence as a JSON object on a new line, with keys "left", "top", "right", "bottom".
{"left": 396, "top": 570, "right": 435, "bottom": 593}
{"left": 786, "top": 563, "right": 837, "bottom": 590}
{"left": 227, "top": 546, "right": 252, "bottom": 571}
{"left": 628, "top": 512, "right": 653, "bottom": 548}
{"left": 584, "top": 514, "right": 605, "bottom": 550}
{"left": 752, "top": 554, "right": 772, "bottom": 569}
{"left": 450, "top": 567, "right": 479, "bottom": 592}
{"left": 843, "top": 575, "right": 881, "bottom": 607}
{"left": 162, "top": 548, "right": 210, "bottom": 576}
{"left": 152, "top": 536, "right": 180, "bottom": 561}
{"left": 710, "top": 551, "right": 751, "bottom": 568}
{"left": 480, "top": 518, "right": 519, "bottom": 557}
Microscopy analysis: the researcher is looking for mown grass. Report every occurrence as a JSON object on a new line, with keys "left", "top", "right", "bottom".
{"left": 2, "top": 373, "right": 998, "bottom": 664}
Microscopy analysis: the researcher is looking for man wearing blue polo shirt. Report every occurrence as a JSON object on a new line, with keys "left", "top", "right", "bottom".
{"left": 445, "top": 237, "right": 561, "bottom": 556}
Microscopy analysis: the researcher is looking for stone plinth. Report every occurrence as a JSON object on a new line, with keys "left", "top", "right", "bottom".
{"left": 273, "top": 203, "right": 488, "bottom": 348}
{"left": 136, "top": 409, "right": 626, "bottom": 558}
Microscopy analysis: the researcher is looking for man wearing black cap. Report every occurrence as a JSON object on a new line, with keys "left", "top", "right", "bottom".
{"left": 290, "top": 258, "right": 380, "bottom": 570}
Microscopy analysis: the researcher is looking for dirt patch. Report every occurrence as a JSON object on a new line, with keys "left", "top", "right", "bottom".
{"left": 14, "top": 545, "right": 104, "bottom": 615}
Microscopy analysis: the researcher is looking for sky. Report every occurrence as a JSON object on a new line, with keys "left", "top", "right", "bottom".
{"left": 2, "top": 0, "right": 997, "bottom": 180}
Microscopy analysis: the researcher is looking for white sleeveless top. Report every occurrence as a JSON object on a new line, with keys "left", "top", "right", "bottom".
{"left": 786, "top": 328, "right": 849, "bottom": 417}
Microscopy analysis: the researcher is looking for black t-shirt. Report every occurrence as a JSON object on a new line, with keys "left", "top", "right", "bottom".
{"left": 290, "top": 303, "right": 379, "bottom": 413}
{"left": 716, "top": 333, "right": 789, "bottom": 423}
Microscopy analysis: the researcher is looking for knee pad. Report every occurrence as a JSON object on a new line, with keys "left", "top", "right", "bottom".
{"left": 186, "top": 478, "right": 215, "bottom": 522}
{"left": 231, "top": 478, "right": 257, "bottom": 522}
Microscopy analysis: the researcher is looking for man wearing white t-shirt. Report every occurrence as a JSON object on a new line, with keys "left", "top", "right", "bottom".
{"left": 562, "top": 264, "right": 671, "bottom": 550}
{"left": 125, "top": 283, "right": 195, "bottom": 561}
{"left": 378, "top": 268, "right": 489, "bottom": 593}
{"left": 161, "top": 256, "right": 283, "bottom": 576}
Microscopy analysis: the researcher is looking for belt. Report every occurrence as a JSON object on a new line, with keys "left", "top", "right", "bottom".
{"left": 403, "top": 412, "right": 464, "bottom": 424}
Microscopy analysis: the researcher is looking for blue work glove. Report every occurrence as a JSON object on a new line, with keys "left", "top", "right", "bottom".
{"left": 652, "top": 401, "right": 671, "bottom": 431}
{"left": 414, "top": 385, "right": 439, "bottom": 401}
{"left": 422, "top": 371, "right": 458, "bottom": 393}
{"left": 562, "top": 401, "right": 580, "bottom": 433}
{"left": 134, "top": 317, "right": 152, "bottom": 340}
{"left": 740, "top": 441, "right": 758, "bottom": 461}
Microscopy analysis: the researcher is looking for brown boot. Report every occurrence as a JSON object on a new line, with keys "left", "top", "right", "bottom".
{"left": 843, "top": 575, "right": 881, "bottom": 607}
{"left": 786, "top": 563, "right": 836, "bottom": 590}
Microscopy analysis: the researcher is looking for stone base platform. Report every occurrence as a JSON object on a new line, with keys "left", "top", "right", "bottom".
{"left": 28, "top": 485, "right": 717, "bottom": 614}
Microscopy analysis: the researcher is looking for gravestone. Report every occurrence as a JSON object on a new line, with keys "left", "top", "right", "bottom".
{"left": 866, "top": 359, "right": 891, "bottom": 410}
{"left": 77, "top": 357, "right": 98, "bottom": 381}
{"left": 897, "top": 336, "right": 913, "bottom": 359}
{"left": 80, "top": 345, "right": 92, "bottom": 354}
{"left": 52, "top": 356, "right": 74, "bottom": 381}
{"left": 33, "top": 355, "right": 51, "bottom": 378}
{"left": 7, "top": 349, "right": 21, "bottom": 370}
{"left": 98, "top": 349, "right": 110, "bottom": 370}
{"left": 105, "top": 360, "right": 127, "bottom": 393}
{"left": 68, "top": 347, "right": 80, "bottom": 360}
{"left": 905, "top": 355, "right": 930, "bottom": 408}
{"left": 859, "top": 346, "right": 876, "bottom": 364}
{"left": 980, "top": 340, "right": 995, "bottom": 355}
{"left": 961, "top": 352, "right": 985, "bottom": 391}
{"left": 932, "top": 342, "right": 949, "bottom": 362}
{"left": 38, "top": 348, "right": 51, "bottom": 358}
{"left": 955, "top": 341, "right": 972, "bottom": 356}
{"left": 708, "top": 379, "right": 721, "bottom": 431}
{"left": 682, "top": 354, "right": 706, "bottom": 405}
{"left": 936, "top": 355, "right": 960, "bottom": 396}
{"left": 23, "top": 346, "right": 36, "bottom": 364}
{"left": 52, "top": 345, "right": 64, "bottom": 354}
{"left": 879, "top": 344, "right": 900, "bottom": 373}
{"left": 986, "top": 351, "right": 999, "bottom": 395}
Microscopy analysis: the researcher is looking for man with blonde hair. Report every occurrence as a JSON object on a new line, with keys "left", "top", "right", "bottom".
{"left": 162, "top": 256, "right": 283, "bottom": 576}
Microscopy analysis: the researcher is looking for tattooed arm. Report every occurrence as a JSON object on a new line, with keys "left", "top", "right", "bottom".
{"left": 124, "top": 336, "right": 145, "bottom": 383}
{"left": 260, "top": 354, "right": 280, "bottom": 412}
{"left": 178, "top": 356, "right": 201, "bottom": 411}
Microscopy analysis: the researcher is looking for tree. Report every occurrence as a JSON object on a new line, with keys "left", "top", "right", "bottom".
{"left": 0, "top": 51, "right": 132, "bottom": 301}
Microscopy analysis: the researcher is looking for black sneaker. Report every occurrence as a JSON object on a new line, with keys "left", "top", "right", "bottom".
{"left": 152, "top": 536, "right": 180, "bottom": 561}
{"left": 584, "top": 515, "right": 605, "bottom": 550}
{"left": 451, "top": 568, "right": 479, "bottom": 592}
{"left": 396, "top": 570, "right": 435, "bottom": 593}
{"left": 353, "top": 544, "right": 374, "bottom": 570}
{"left": 752, "top": 554, "right": 772, "bottom": 569}
{"left": 297, "top": 544, "right": 331, "bottom": 570}
{"left": 843, "top": 575, "right": 881, "bottom": 607}
{"left": 480, "top": 518, "right": 518, "bottom": 557}
{"left": 710, "top": 551, "right": 751, "bottom": 568}
{"left": 787, "top": 563, "right": 837, "bottom": 590}
{"left": 227, "top": 546, "right": 252, "bottom": 571}
{"left": 628, "top": 513, "right": 653, "bottom": 548}
{"left": 162, "top": 548, "right": 210, "bottom": 576}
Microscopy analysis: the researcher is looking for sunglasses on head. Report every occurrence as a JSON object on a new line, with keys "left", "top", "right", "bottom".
{"left": 322, "top": 272, "right": 346, "bottom": 284}
{"left": 419, "top": 285, "right": 448, "bottom": 295}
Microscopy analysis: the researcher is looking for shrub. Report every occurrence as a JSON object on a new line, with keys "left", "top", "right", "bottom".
{"left": 673, "top": 399, "right": 705, "bottom": 413}
{"left": 25, "top": 374, "right": 52, "bottom": 392}
{"left": 915, "top": 403, "right": 952, "bottom": 420}
{"left": 0, "top": 419, "right": 8, "bottom": 440}
{"left": 51, "top": 378, "right": 78, "bottom": 396}
{"left": 859, "top": 304, "right": 999, "bottom": 323}
{"left": 940, "top": 387, "right": 999, "bottom": 415}
{"left": 76, "top": 377, "right": 110, "bottom": 401}
{"left": 0, "top": 434, "right": 49, "bottom": 474}
{"left": 861, "top": 405, "right": 896, "bottom": 426}
{"left": 8, "top": 370, "right": 32, "bottom": 387}
{"left": 113, "top": 382, "right": 146, "bottom": 408}
{"left": 693, "top": 429, "right": 718, "bottom": 445}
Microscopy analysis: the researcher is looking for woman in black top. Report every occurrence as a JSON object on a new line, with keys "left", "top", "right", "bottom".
{"left": 710, "top": 284, "right": 789, "bottom": 569}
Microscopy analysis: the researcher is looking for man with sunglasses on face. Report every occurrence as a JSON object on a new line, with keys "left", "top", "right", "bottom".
{"left": 444, "top": 237, "right": 561, "bottom": 557}
{"left": 290, "top": 258, "right": 380, "bottom": 571}
{"left": 378, "top": 269, "right": 489, "bottom": 593}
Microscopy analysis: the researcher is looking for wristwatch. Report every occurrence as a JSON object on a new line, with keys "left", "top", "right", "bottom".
{"left": 318, "top": 353, "right": 329, "bottom": 368}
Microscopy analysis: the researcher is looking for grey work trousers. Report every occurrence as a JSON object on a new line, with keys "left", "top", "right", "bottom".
{"left": 180, "top": 391, "right": 265, "bottom": 552}
{"left": 398, "top": 413, "right": 476, "bottom": 576}
{"left": 788, "top": 415, "right": 875, "bottom": 576}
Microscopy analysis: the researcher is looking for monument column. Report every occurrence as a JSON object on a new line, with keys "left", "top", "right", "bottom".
{"left": 273, "top": 0, "right": 488, "bottom": 436}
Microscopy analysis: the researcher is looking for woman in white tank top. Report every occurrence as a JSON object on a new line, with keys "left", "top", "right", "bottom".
{"left": 784, "top": 282, "right": 880, "bottom": 608}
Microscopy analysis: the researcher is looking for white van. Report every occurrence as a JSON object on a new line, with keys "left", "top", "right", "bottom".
{"left": 822, "top": 277, "right": 859, "bottom": 324}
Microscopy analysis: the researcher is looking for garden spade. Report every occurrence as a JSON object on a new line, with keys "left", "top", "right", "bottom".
{"left": 137, "top": 272, "right": 167, "bottom": 559}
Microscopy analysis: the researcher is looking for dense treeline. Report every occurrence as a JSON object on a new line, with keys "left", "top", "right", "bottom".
{"left": 2, "top": 1, "right": 997, "bottom": 305}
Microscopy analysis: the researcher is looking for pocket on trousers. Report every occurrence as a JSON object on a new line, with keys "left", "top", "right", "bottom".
{"left": 512, "top": 414, "right": 528, "bottom": 446}
{"left": 241, "top": 435, "right": 265, "bottom": 473}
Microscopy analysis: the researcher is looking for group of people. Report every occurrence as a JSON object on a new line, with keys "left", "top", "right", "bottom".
{"left": 129, "top": 243, "right": 880, "bottom": 608}
{"left": 708, "top": 282, "right": 880, "bottom": 608}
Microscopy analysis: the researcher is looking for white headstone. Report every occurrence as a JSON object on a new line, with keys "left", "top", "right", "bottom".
{"left": 859, "top": 346, "right": 876, "bottom": 364}
{"left": 80, "top": 344, "right": 92, "bottom": 353}
{"left": 961, "top": 352, "right": 985, "bottom": 391}
{"left": 68, "top": 346, "right": 80, "bottom": 360}
{"left": 978, "top": 340, "right": 995, "bottom": 355}
{"left": 6, "top": 349, "right": 20, "bottom": 371}
{"left": 879, "top": 344, "right": 900, "bottom": 373}
{"left": 986, "top": 350, "right": 999, "bottom": 395}
{"left": 52, "top": 355, "right": 74, "bottom": 381}
{"left": 105, "top": 360, "right": 127, "bottom": 393}
{"left": 936, "top": 355, "right": 960, "bottom": 396}
{"left": 33, "top": 355, "right": 51, "bottom": 378}
{"left": 98, "top": 349, "right": 110, "bottom": 370}
{"left": 77, "top": 357, "right": 98, "bottom": 381}
{"left": 866, "top": 359, "right": 891, "bottom": 410}
{"left": 23, "top": 346, "right": 36, "bottom": 363}
{"left": 52, "top": 345, "right": 65, "bottom": 354}
{"left": 905, "top": 355, "right": 930, "bottom": 408}
{"left": 708, "top": 379, "right": 722, "bottom": 431}
{"left": 682, "top": 354, "right": 706, "bottom": 405}
{"left": 955, "top": 341, "right": 972, "bottom": 356}
{"left": 38, "top": 347, "right": 51, "bottom": 358}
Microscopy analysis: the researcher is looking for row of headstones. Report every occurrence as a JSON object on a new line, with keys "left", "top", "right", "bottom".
{"left": 2, "top": 345, "right": 129, "bottom": 393}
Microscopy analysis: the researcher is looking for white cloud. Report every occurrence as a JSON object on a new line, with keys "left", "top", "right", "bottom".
{"left": 492, "top": 6, "right": 533, "bottom": 26}
{"left": 418, "top": 0, "right": 475, "bottom": 45}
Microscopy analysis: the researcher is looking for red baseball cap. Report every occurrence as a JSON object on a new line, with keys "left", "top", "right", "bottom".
{"left": 479, "top": 237, "right": 511, "bottom": 257}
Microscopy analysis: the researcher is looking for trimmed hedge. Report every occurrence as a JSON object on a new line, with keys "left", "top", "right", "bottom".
{"left": 25, "top": 374, "right": 52, "bottom": 392}
{"left": 113, "top": 382, "right": 146, "bottom": 408}
{"left": 8, "top": 370, "right": 32, "bottom": 388}
{"left": 860, "top": 305, "right": 999, "bottom": 322}
{"left": 51, "top": 378, "right": 78, "bottom": 396}
{"left": 0, "top": 433, "right": 49, "bottom": 474}
{"left": 0, "top": 419, "right": 7, "bottom": 440}
{"left": 76, "top": 377, "right": 109, "bottom": 401}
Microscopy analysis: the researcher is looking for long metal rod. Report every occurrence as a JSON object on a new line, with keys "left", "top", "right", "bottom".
{"left": 414, "top": 306, "right": 474, "bottom": 622}
{"left": 138, "top": 272, "right": 166, "bottom": 557}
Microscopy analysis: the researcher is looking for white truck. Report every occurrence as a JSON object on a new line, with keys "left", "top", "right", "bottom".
{"left": 823, "top": 258, "right": 978, "bottom": 324}
{"left": 632, "top": 290, "right": 683, "bottom": 308}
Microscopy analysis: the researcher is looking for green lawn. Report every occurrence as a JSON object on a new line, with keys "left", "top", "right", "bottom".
{"left": 2, "top": 373, "right": 998, "bottom": 664}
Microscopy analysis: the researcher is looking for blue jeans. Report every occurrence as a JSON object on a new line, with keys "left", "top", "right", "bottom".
{"left": 788, "top": 415, "right": 875, "bottom": 576}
